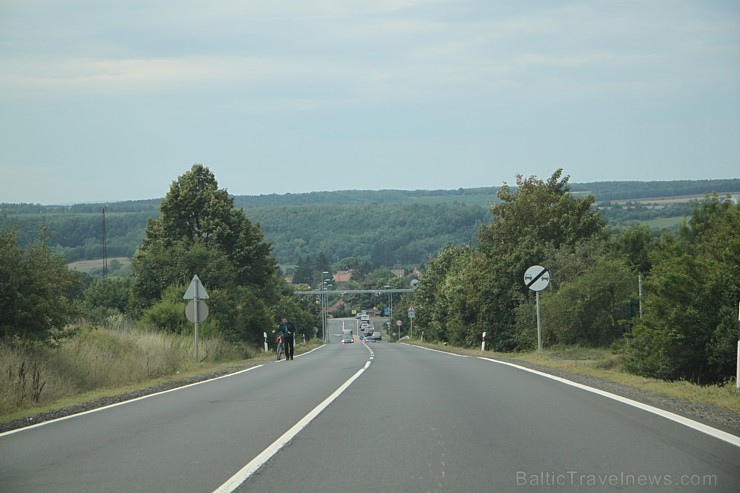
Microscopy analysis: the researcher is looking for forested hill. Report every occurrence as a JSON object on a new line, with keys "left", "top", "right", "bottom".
{"left": 240, "top": 178, "right": 740, "bottom": 207}
{"left": 1, "top": 179, "right": 738, "bottom": 269}
{"left": 570, "top": 179, "right": 740, "bottom": 202}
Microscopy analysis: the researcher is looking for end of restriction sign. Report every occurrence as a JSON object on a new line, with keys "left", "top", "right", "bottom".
{"left": 524, "top": 265, "right": 550, "bottom": 292}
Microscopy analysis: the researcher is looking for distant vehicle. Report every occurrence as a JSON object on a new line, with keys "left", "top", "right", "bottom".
{"left": 341, "top": 333, "right": 354, "bottom": 344}
{"left": 371, "top": 331, "right": 381, "bottom": 341}
{"left": 360, "top": 314, "right": 370, "bottom": 323}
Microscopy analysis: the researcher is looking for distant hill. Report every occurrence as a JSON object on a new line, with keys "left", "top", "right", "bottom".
{"left": 2, "top": 179, "right": 738, "bottom": 271}
{"left": 568, "top": 179, "right": 740, "bottom": 202}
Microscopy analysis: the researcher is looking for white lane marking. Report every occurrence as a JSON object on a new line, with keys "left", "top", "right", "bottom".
{"left": 295, "top": 344, "right": 325, "bottom": 358}
{"left": 362, "top": 341, "right": 375, "bottom": 359}
{"left": 0, "top": 365, "right": 264, "bottom": 438}
{"left": 406, "top": 343, "right": 469, "bottom": 357}
{"left": 213, "top": 359, "right": 373, "bottom": 493}
{"left": 478, "top": 357, "right": 740, "bottom": 448}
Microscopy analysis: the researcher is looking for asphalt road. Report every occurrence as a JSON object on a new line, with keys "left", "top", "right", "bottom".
{"left": 2, "top": 318, "right": 738, "bottom": 492}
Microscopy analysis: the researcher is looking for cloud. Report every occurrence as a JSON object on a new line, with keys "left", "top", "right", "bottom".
{"left": 2, "top": 0, "right": 737, "bottom": 107}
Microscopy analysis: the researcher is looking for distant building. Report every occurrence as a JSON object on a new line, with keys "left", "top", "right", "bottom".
{"left": 391, "top": 269, "right": 405, "bottom": 278}
{"left": 333, "top": 270, "right": 353, "bottom": 287}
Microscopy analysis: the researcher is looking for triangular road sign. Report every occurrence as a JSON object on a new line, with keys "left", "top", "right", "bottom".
{"left": 183, "top": 275, "right": 209, "bottom": 300}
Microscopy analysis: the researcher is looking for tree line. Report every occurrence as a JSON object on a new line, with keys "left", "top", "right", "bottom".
{"left": 3, "top": 179, "right": 736, "bottom": 269}
{"left": 1, "top": 167, "right": 738, "bottom": 385}
{"left": 400, "top": 170, "right": 738, "bottom": 384}
{"left": 0, "top": 165, "right": 319, "bottom": 347}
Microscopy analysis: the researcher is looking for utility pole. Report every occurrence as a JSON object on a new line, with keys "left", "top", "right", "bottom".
{"left": 101, "top": 206, "right": 108, "bottom": 277}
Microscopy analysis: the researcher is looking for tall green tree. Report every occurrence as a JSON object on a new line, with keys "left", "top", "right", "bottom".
{"left": 0, "top": 227, "right": 83, "bottom": 338}
{"left": 131, "top": 165, "right": 283, "bottom": 343}
{"left": 624, "top": 197, "right": 739, "bottom": 383}
{"left": 413, "top": 244, "right": 474, "bottom": 344}
{"left": 472, "top": 169, "right": 607, "bottom": 349}
{"left": 540, "top": 253, "right": 636, "bottom": 346}
{"left": 292, "top": 256, "right": 314, "bottom": 285}
{"left": 132, "top": 164, "right": 276, "bottom": 309}
{"left": 612, "top": 223, "right": 656, "bottom": 274}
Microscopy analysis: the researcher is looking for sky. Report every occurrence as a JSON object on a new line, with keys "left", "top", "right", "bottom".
{"left": 1, "top": 0, "right": 739, "bottom": 205}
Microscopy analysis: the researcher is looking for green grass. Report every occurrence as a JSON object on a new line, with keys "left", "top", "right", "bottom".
{"left": 643, "top": 216, "right": 686, "bottom": 230}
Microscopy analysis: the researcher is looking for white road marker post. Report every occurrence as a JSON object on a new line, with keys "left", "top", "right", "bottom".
{"left": 481, "top": 331, "right": 486, "bottom": 352}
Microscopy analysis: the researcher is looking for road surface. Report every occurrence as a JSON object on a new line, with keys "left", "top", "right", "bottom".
{"left": 2, "top": 319, "right": 738, "bottom": 492}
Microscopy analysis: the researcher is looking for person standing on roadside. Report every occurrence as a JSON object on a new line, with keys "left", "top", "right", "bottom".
{"left": 279, "top": 317, "right": 296, "bottom": 360}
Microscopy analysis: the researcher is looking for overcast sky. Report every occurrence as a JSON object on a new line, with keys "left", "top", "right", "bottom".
{"left": 1, "top": 0, "right": 738, "bottom": 204}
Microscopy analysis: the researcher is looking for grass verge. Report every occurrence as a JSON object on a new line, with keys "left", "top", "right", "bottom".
{"left": 1, "top": 327, "right": 322, "bottom": 428}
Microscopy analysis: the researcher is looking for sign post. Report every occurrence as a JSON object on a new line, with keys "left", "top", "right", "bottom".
{"left": 184, "top": 275, "right": 209, "bottom": 361}
{"left": 396, "top": 319, "right": 402, "bottom": 342}
{"left": 524, "top": 265, "right": 550, "bottom": 352}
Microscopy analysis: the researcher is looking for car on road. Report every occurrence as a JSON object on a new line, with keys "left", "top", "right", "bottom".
{"left": 371, "top": 331, "right": 381, "bottom": 342}
{"left": 341, "top": 333, "right": 354, "bottom": 344}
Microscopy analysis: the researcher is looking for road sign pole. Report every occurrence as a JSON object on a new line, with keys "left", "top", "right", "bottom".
{"left": 536, "top": 291, "right": 542, "bottom": 352}
{"left": 184, "top": 275, "right": 209, "bottom": 362}
{"left": 524, "top": 266, "right": 549, "bottom": 353}
{"left": 194, "top": 291, "right": 199, "bottom": 362}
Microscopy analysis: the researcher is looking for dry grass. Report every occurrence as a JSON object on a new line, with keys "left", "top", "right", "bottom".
{"left": 0, "top": 327, "right": 253, "bottom": 418}
{"left": 0, "top": 330, "right": 321, "bottom": 424}
{"left": 67, "top": 257, "right": 131, "bottom": 273}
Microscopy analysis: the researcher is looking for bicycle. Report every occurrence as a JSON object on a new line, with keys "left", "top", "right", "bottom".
{"left": 276, "top": 335, "right": 284, "bottom": 361}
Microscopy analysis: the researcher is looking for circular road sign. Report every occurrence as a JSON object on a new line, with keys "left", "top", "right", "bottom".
{"left": 524, "top": 265, "right": 550, "bottom": 292}
{"left": 186, "top": 299, "right": 209, "bottom": 323}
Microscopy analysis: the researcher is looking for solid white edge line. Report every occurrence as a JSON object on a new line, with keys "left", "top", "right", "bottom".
{"left": 478, "top": 357, "right": 740, "bottom": 448}
{"left": 0, "top": 365, "right": 264, "bottom": 438}
{"left": 405, "top": 343, "right": 468, "bottom": 357}
{"left": 213, "top": 359, "right": 373, "bottom": 493}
